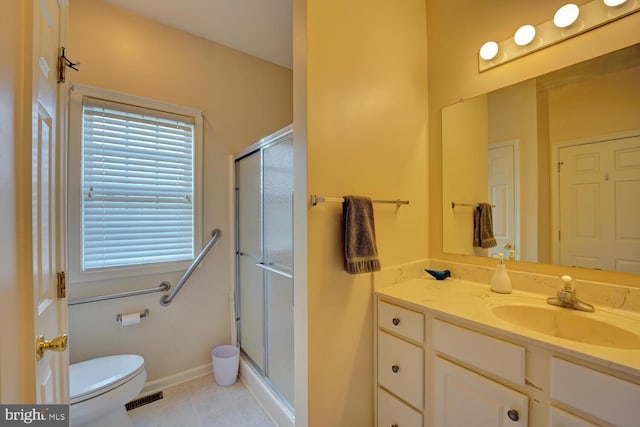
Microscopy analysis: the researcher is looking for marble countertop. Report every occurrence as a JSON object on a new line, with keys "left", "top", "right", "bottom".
{"left": 375, "top": 277, "right": 640, "bottom": 377}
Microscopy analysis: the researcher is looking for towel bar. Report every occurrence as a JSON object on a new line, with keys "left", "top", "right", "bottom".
{"left": 311, "top": 194, "right": 409, "bottom": 207}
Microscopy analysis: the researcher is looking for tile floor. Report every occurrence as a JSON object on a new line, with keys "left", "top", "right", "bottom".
{"left": 128, "top": 374, "right": 276, "bottom": 427}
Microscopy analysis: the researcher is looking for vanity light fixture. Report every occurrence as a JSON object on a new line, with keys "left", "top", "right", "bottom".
{"left": 479, "top": 41, "right": 499, "bottom": 60}
{"left": 478, "top": 0, "right": 640, "bottom": 72}
{"left": 553, "top": 3, "right": 580, "bottom": 28}
{"left": 514, "top": 25, "right": 536, "bottom": 46}
{"left": 604, "top": 0, "right": 627, "bottom": 6}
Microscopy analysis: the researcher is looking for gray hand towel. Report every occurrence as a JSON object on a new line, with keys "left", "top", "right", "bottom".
{"left": 473, "top": 203, "right": 497, "bottom": 249}
{"left": 342, "top": 195, "right": 381, "bottom": 274}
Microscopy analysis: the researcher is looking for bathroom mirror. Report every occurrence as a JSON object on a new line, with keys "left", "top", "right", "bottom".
{"left": 442, "top": 43, "right": 640, "bottom": 274}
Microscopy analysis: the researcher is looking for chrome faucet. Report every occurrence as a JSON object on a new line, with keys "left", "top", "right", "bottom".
{"left": 546, "top": 275, "right": 594, "bottom": 312}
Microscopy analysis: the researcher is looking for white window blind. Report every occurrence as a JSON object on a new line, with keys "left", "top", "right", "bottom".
{"left": 81, "top": 97, "right": 195, "bottom": 270}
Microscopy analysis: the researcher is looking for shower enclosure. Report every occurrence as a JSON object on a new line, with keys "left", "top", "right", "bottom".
{"left": 234, "top": 126, "right": 294, "bottom": 412}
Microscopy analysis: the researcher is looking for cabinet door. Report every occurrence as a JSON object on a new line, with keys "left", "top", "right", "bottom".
{"left": 549, "top": 407, "right": 599, "bottom": 427}
{"left": 434, "top": 357, "right": 528, "bottom": 427}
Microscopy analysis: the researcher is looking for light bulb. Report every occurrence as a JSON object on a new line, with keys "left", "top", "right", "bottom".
{"left": 479, "top": 41, "right": 499, "bottom": 60}
{"left": 514, "top": 25, "right": 536, "bottom": 46}
{"left": 603, "top": 0, "right": 627, "bottom": 6}
{"left": 554, "top": 4, "right": 580, "bottom": 28}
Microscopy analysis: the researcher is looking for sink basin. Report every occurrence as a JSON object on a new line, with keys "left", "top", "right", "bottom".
{"left": 491, "top": 304, "right": 640, "bottom": 349}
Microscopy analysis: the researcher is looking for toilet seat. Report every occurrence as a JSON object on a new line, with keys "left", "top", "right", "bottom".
{"left": 70, "top": 355, "right": 145, "bottom": 404}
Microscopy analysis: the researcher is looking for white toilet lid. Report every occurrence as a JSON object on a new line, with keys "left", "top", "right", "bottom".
{"left": 70, "top": 354, "right": 145, "bottom": 404}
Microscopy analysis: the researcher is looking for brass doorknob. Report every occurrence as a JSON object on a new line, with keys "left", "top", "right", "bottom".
{"left": 36, "top": 334, "right": 68, "bottom": 360}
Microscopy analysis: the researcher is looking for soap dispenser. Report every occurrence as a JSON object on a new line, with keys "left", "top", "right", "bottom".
{"left": 490, "top": 253, "right": 512, "bottom": 294}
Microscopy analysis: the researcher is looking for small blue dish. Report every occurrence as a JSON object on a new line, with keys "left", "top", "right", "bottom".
{"left": 425, "top": 269, "right": 451, "bottom": 280}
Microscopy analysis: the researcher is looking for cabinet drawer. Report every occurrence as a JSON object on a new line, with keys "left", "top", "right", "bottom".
{"left": 551, "top": 358, "right": 640, "bottom": 427}
{"left": 432, "top": 319, "right": 525, "bottom": 385}
{"left": 377, "top": 330, "right": 423, "bottom": 409}
{"left": 378, "top": 301, "right": 424, "bottom": 343}
{"left": 378, "top": 387, "right": 422, "bottom": 427}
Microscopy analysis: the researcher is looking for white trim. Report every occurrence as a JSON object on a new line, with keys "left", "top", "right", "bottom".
{"left": 239, "top": 357, "right": 295, "bottom": 427}
{"left": 70, "top": 84, "right": 203, "bottom": 119}
{"left": 138, "top": 363, "right": 212, "bottom": 397}
{"left": 550, "top": 129, "right": 640, "bottom": 264}
{"left": 67, "top": 84, "right": 204, "bottom": 284}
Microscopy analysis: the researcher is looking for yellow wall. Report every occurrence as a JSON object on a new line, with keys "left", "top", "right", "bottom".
{"left": 303, "top": 0, "right": 428, "bottom": 424}
{"left": 428, "top": 0, "right": 640, "bottom": 285}
{"left": 545, "top": 60, "right": 640, "bottom": 143}
{"left": 0, "top": 0, "right": 30, "bottom": 402}
{"left": 442, "top": 95, "right": 488, "bottom": 255}
{"left": 488, "top": 80, "right": 539, "bottom": 261}
{"left": 67, "top": 0, "right": 292, "bottom": 382}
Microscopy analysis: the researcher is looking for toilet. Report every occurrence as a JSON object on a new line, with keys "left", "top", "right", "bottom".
{"left": 70, "top": 354, "right": 147, "bottom": 427}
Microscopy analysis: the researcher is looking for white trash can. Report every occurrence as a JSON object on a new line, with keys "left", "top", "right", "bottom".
{"left": 212, "top": 345, "right": 239, "bottom": 386}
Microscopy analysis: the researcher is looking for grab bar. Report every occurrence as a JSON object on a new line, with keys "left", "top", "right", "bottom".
{"left": 160, "top": 228, "right": 222, "bottom": 306}
{"left": 68, "top": 282, "right": 170, "bottom": 306}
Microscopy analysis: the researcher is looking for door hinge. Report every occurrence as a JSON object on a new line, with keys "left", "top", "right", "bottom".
{"left": 56, "top": 271, "right": 66, "bottom": 299}
{"left": 558, "top": 230, "right": 561, "bottom": 241}
{"left": 57, "top": 47, "right": 79, "bottom": 84}
{"left": 557, "top": 161, "right": 564, "bottom": 173}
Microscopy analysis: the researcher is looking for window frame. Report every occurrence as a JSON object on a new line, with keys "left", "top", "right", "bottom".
{"left": 67, "top": 84, "right": 203, "bottom": 284}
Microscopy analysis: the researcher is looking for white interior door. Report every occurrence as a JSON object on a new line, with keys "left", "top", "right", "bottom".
{"left": 32, "top": 0, "right": 69, "bottom": 404}
{"left": 558, "top": 136, "right": 640, "bottom": 273}
{"left": 488, "top": 141, "right": 520, "bottom": 259}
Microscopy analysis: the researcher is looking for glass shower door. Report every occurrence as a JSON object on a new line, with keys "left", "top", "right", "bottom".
{"left": 235, "top": 129, "right": 294, "bottom": 410}
{"left": 263, "top": 136, "right": 294, "bottom": 406}
{"left": 236, "top": 151, "right": 265, "bottom": 372}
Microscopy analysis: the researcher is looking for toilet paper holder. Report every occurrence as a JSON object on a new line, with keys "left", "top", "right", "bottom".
{"left": 116, "top": 309, "right": 149, "bottom": 323}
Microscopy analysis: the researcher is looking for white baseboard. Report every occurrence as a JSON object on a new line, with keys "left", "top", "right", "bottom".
{"left": 239, "top": 357, "right": 295, "bottom": 427}
{"left": 139, "top": 363, "right": 213, "bottom": 396}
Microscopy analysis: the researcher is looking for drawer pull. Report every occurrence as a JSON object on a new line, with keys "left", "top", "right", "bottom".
{"left": 391, "top": 364, "right": 400, "bottom": 373}
{"left": 392, "top": 317, "right": 400, "bottom": 326}
{"left": 507, "top": 409, "right": 519, "bottom": 422}
{"left": 391, "top": 424, "right": 399, "bottom": 427}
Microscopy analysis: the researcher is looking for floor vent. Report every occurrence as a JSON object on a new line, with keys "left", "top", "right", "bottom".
{"left": 125, "top": 391, "right": 164, "bottom": 411}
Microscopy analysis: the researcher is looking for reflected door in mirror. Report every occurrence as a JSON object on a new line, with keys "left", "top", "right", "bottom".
{"left": 558, "top": 135, "right": 640, "bottom": 273}
{"left": 488, "top": 141, "right": 520, "bottom": 260}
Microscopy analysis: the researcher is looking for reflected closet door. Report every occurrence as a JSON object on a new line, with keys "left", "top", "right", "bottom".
{"left": 236, "top": 151, "right": 265, "bottom": 371}
{"left": 263, "top": 136, "right": 294, "bottom": 406}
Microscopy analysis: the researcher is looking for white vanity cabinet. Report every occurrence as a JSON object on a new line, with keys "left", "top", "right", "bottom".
{"left": 376, "top": 301, "right": 424, "bottom": 427}
{"left": 375, "top": 284, "right": 640, "bottom": 427}
{"left": 550, "top": 358, "right": 640, "bottom": 427}
{"left": 432, "top": 320, "right": 528, "bottom": 427}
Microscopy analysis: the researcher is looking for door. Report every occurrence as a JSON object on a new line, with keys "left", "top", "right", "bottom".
{"left": 262, "top": 136, "right": 295, "bottom": 406}
{"left": 235, "top": 127, "right": 294, "bottom": 409}
{"left": 549, "top": 407, "right": 599, "bottom": 427}
{"left": 488, "top": 141, "right": 519, "bottom": 260}
{"left": 32, "top": 0, "right": 69, "bottom": 404}
{"left": 433, "top": 357, "right": 528, "bottom": 427}
{"left": 236, "top": 151, "right": 265, "bottom": 371}
{"left": 558, "top": 136, "right": 640, "bottom": 273}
